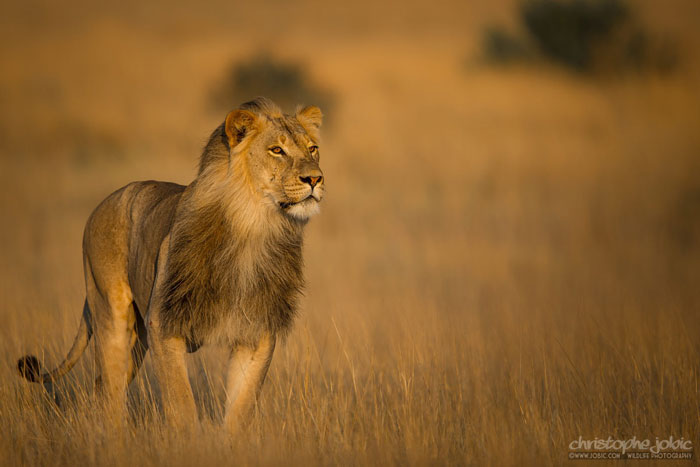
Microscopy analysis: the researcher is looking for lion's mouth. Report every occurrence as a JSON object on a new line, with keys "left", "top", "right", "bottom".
{"left": 279, "top": 194, "right": 319, "bottom": 210}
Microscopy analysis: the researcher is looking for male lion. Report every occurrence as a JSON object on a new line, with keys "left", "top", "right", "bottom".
{"left": 17, "top": 97, "right": 324, "bottom": 431}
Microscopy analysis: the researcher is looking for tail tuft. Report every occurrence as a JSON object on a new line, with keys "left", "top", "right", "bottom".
{"left": 17, "top": 355, "right": 41, "bottom": 382}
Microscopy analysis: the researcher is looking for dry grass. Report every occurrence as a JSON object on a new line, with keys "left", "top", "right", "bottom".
{"left": 1, "top": 0, "right": 699, "bottom": 465}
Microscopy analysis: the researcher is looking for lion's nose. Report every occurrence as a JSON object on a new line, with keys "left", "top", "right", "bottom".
{"left": 300, "top": 175, "right": 322, "bottom": 188}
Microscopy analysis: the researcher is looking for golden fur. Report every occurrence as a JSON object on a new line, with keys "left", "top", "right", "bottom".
{"left": 17, "top": 97, "right": 324, "bottom": 430}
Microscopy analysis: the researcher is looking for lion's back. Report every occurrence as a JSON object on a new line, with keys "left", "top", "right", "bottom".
{"left": 83, "top": 180, "right": 186, "bottom": 312}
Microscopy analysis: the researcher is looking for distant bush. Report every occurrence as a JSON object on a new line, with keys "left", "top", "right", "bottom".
{"left": 521, "top": 0, "right": 627, "bottom": 70}
{"left": 481, "top": 0, "right": 678, "bottom": 73}
{"left": 482, "top": 26, "right": 531, "bottom": 64}
{"left": 210, "top": 54, "right": 333, "bottom": 115}
{"left": 619, "top": 28, "right": 679, "bottom": 73}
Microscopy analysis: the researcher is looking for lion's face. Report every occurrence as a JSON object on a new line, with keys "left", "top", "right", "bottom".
{"left": 225, "top": 106, "right": 324, "bottom": 221}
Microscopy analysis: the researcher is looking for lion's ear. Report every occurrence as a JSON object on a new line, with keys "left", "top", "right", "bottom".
{"left": 224, "top": 109, "right": 257, "bottom": 147}
{"left": 296, "top": 106, "right": 323, "bottom": 131}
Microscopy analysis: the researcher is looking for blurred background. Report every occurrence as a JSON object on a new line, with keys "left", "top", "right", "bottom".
{"left": 1, "top": 0, "right": 699, "bottom": 464}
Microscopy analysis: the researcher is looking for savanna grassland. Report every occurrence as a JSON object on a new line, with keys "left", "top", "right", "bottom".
{"left": 1, "top": 0, "right": 699, "bottom": 465}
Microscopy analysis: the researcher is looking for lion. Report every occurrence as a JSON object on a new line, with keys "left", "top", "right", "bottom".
{"left": 17, "top": 97, "right": 324, "bottom": 431}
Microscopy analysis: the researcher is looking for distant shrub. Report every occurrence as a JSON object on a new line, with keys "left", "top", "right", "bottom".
{"left": 481, "top": 0, "right": 678, "bottom": 73}
{"left": 210, "top": 54, "right": 333, "bottom": 115}
{"left": 619, "top": 28, "right": 679, "bottom": 73}
{"left": 482, "top": 26, "right": 531, "bottom": 64}
{"left": 521, "top": 0, "right": 627, "bottom": 70}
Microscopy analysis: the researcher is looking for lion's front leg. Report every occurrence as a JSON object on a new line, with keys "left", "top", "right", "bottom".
{"left": 224, "top": 332, "right": 276, "bottom": 434}
{"left": 145, "top": 234, "right": 197, "bottom": 429}
{"left": 147, "top": 322, "right": 198, "bottom": 428}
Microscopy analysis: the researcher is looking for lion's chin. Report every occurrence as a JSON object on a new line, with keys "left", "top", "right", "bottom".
{"left": 284, "top": 197, "right": 320, "bottom": 220}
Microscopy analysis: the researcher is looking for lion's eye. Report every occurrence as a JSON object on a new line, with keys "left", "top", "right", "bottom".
{"left": 309, "top": 145, "right": 319, "bottom": 155}
{"left": 269, "top": 146, "right": 285, "bottom": 156}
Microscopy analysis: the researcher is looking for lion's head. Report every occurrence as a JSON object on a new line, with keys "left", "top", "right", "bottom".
{"left": 216, "top": 98, "right": 325, "bottom": 221}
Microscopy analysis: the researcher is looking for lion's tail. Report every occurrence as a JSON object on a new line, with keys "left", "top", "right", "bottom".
{"left": 17, "top": 300, "right": 93, "bottom": 384}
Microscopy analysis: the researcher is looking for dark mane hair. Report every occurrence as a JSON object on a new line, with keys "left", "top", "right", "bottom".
{"left": 161, "top": 97, "right": 305, "bottom": 345}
